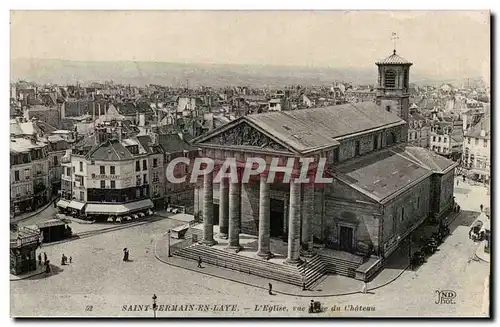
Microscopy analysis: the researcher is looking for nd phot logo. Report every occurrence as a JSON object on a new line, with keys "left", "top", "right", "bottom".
{"left": 435, "top": 290, "right": 456, "bottom": 304}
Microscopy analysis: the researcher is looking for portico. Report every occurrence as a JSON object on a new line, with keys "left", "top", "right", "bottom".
{"left": 196, "top": 160, "right": 321, "bottom": 264}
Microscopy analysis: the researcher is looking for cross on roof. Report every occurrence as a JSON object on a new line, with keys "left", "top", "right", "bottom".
{"left": 391, "top": 32, "right": 399, "bottom": 54}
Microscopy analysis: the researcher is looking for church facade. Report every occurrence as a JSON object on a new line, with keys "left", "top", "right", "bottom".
{"left": 191, "top": 51, "right": 457, "bottom": 266}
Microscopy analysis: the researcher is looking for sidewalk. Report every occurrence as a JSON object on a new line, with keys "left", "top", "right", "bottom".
{"left": 11, "top": 197, "right": 58, "bottom": 223}
{"left": 10, "top": 265, "right": 45, "bottom": 281}
{"left": 475, "top": 241, "right": 490, "bottom": 263}
{"left": 154, "top": 232, "right": 409, "bottom": 298}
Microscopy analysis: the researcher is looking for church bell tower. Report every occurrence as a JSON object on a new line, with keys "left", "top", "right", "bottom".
{"left": 375, "top": 49, "right": 413, "bottom": 122}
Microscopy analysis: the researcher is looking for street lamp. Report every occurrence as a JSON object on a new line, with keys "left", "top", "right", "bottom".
{"left": 152, "top": 294, "right": 158, "bottom": 318}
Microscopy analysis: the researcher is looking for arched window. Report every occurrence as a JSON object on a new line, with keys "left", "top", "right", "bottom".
{"left": 384, "top": 70, "right": 396, "bottom": 88}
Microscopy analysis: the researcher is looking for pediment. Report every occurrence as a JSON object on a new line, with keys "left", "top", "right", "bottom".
{"left": 199, "top": 121, "right": 291, "bottom": 152}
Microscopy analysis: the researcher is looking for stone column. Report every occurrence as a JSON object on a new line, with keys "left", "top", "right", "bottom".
{"left": 286, "top": 179, "right": 302, "bottom": 264}
{"left": 226, "top": 179, "right": 242, "bottom": 251}
{"left": 256, "top": 174, "right": 272, "bottom": 258}
{"left": 218, "top": 177, "right": 229, "bottom": 239}
{"left": 301, "top": 183, "right": 314, "bottom": 256}
{"left": 201, "top": 172, "right": 216, "bottom": 245}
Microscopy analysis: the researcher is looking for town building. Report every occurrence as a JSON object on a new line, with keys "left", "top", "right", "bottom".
{"left": 463, "top": 116, "right": 490, "bottom": 184}
{"left": 10, "top": 137, "right": 51, "bottom": 216}
{"left": 47, "top": 134, "right": 72, "bottom": 196}
{"left": 429, "top": 119, "right": 463, "bottom": 160}
{"left": 407, "top": 106, "right": 430, "bottom": 148}
{"left": 157, "top": 132, "right": 198, "bottom": 211}
{"left": 57, "top": 120, "right": 154, "bottom": 218}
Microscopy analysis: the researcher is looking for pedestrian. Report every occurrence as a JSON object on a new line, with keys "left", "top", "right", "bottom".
{"left": 197, "top": 256, "right": 203, "bottom": 268}
{"left": 69, "top": 256, "right": 72, "bottom": 264}
{"left": 38, "top": 253, "right": 42, "bottom": 266}
{"left": 268, "top": 283, "right": 273, "bottom": 295}
{"left": 123, "top": 248, "right": 128, "bottom": 262}
{"left": 43, "top": 252, "right": 47, "bottom": 263}
{"left": 309, "top": 300, "right": 314, "bottom": 313}
{"left": 457, "top": 179, "right": 459, "bottom": 186}
{"left": 61, "top": 254, "right": 66, "bottom": 265}
{"left": 45, "top": 260, "right": 51, "bottom": 274}
{"left": 361, "top": 282, "right": 368, "bottom": 294}
{"left": 480, "top": 204, "right": 484, "bottom": 212}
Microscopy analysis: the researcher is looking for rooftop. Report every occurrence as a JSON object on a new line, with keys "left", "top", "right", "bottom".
{"left": 335, "top": 147, "right": 430, "bottom": 202}
{"left": 335, "top": 145, "right": 457, "bottom": 203}
{"left": 465, "top": 116, "right": 491, "bottom": 139}
{"left": 195, "top": 101, "right": 405, "bottom": 155}
{"left": 10, "top": 138, "right": 47, "bottom": 153}
{"left": 376, "top": 50, "right": 413, "bottom": 65}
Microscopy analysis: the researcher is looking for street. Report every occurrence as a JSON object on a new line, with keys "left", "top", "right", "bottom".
{"left": 10, "top": 180, "right": 490, "bottom": 317}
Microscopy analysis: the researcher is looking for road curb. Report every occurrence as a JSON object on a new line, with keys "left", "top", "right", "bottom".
{"left": 153, "top": 235, "right": 409, "bottom": 298}
{"left": 481, "top": 276, "right": 490, "bottom": 316}
{"left": 10, "top": 269, "right": 45, "bottom": 281}
{"left": 11, "top": 197, "right": 59, "bottom": 223}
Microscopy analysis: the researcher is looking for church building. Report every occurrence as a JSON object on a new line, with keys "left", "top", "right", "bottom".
{"left": 189, "top": 51, "right": 457, "bottom": 281}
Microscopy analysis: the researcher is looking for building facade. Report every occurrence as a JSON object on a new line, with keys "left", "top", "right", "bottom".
{"left": 463, "top": 116, "right": 490, "bottom": 183}
{"left": 58, "top": 120, "right": 154, "bottom": 218}
{"left": 429, "top": 120, "right": 463, "bottom": 160}
{"left": 10, "top": 137, "right": 51, "bottom": 215}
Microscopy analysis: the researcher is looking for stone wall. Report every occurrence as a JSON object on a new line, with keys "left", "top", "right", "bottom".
{"left": 439, "top": 170, "right": 455, "bottom": 212}
{"left": 240, "top": 183, "right": 259, "bottom": 235}
{"left": 322, "top": 196, "right": 381, "bottom": 252}
{"left": 381, "top": 176, "right": 431, "bottom": 256}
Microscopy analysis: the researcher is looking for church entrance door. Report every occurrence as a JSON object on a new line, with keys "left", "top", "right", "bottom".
{"left": 339, "top": 226, "right": 354, "bottom": 252}
{"left": 213, "top": 204, "right": 219, "bottom": 225}
{"left": 270, "top": 199, "right": 284, "bottom": 238}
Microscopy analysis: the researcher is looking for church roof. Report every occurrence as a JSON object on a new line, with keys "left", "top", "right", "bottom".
{"left": 334, "top": 145, "right": 457, "bottom": 204}
{"left": 335, "top": 147, "right": 431, "bottom": 203}
{"left": 193, "top": 101, "right": 405, "bottom": 155}
{"left": 376, "top": 50, "right": 412, "bottom": 65}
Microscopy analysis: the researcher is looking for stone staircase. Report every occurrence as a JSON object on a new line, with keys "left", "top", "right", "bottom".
{"left": 298, "top": 255, "right": 328, "bottom": 289}
{"left": 174, "top": 243, "right": 305, "bottom": 286}
{"left": 171, "top": 229, "right": 365, "bottom": 287}
{"left": 317, "top": 250, "right": 364, "bottom": 278}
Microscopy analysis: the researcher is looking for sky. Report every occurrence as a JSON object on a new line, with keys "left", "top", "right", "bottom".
{"left": 10, "top": 10, "right": 490, "bottom": 80}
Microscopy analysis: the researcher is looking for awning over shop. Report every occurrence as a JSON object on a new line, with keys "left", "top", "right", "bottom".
{"left": 57, "top": 199, "right": 71, "bottom": 209}
{"left": 123, "top": 199, "right": 154, "bottom": 212}
{"left": 68, "top": 200, "right": 86, "bottom": 211}
{"left": 85, "top": 199, "right": 154, "bottom": 215}
{"left": 469, "top": 168, "right": 490, "bottom": 176}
